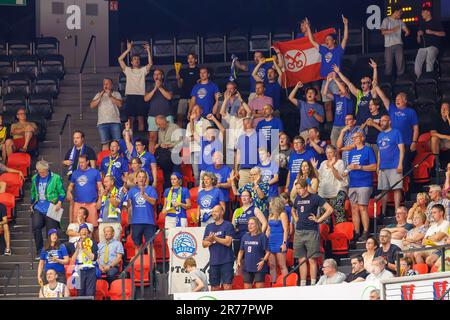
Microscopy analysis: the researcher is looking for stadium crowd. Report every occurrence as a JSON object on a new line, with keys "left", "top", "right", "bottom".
{"left": 0, "top": 5, "right": 448, "bottom": 298}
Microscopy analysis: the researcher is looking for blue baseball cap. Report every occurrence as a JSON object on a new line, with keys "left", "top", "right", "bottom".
{"left": 47, "top": 229, "right": 58, "bottom": 236}
{"left": 171, "top": 172, "right": 183, "bottom": 180}
{"left": 78, "top": 223, "right": 89, "bottom": 232}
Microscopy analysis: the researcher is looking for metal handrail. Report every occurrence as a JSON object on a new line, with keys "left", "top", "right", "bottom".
{"left": 373, "top": 152, "right": 435, "bottom": 235}
{"left": 282, "top": 251, "right": 321, "bottom": 287}
{"left": 119, "top": 228, "right": 167, "bottom": 300}
{"left": 439, "top": 287, "right": 450, "bottom": 300}
{"left": 396, "top": 244, "right": 450, "bottom": 276}
{"left": 79, "top": 35, "right": 97, "bottom": 120}
{"left": 1, "top": 264, "right": 20, "bottom": 296}
{"left": 58, "top": 114, "right": 72, "bottom": 176}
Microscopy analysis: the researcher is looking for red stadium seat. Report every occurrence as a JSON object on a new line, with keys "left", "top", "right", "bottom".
{"left": 181, "top": 163, "right": 195, "bottom": 187}
{"left": 0, "top": 172, "right": 23, "bottom": 198}
{"left": 95, "top": 279, "right": 110, "bottom": 300}
{"left": 430, "top": 265, "right": 439, "bottom": 273}
{"left": 0, "top": 193, "right": 15, "bottom": 220}
{"left": 319, "top": 224, "right": 330, "bottom": 241}
{"left": 272, "top": 273, "right": 298, "bottom": 287}
{"left": 96, "top": 150, "right": 110, "bottom": 168}
{"left": 329, "top": 222, "right": 354, "bottom": 256}
{"left": 344, "top": 199, "right": 352, "bottom": 221}
{"left": 66, "top": 277, "right": 78, "bottom": 297}
{"left": 154, "top": 232, "right": 170, "bottom": 263}
{"left": 368, "top": 199, "right": 382, "bottom": 219}
{"left": 157, "top": 211, "right": 166, "bottom": 230}
{"left": 413, "top": 263, "right": 429, "bottom": 275}
{"left": 7, "top": 152, "right": 31, "bottom": 177}
{"left": 186, "top": 208, "right": 198, "bottom": 227}
{"left": 413, "top": 153, "right": 435, "bottom": 184}
{"left": 232, "top": 275, "right": 244, "bottom": 290}
{"left": 264, "top": 274, "right": 272, "bottom": 288}
{"left": 124, "top": 234, "right": 135, "bottom": 261}
{"left": 109, "top": 279, "right": 132, "bottom": 300}
{"left": 417, "top": 132, "right": 432, "bottom": 154}
{"left": 120, "top": 209, "right": 128, "bottom": 229}
{"left": 189, "top": 187, "right": 199, "bottom": 209}
{"left": 133, "top": 254, "right": 151, "bottom": 286}
{"left": 286, "top": 248, "right": 294, "bottom": 267}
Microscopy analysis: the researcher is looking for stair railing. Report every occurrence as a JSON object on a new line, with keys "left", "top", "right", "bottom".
{"left": 372, "top": 152, "right": 434, "bottom": 236}
{"left": 79, "top": 35, "right": 97, "bottom": 120}
{"left": 58, "top": 114, "right": 72, "bottom": 176}
{"left": 1, "top": 264, "right": 20, "bottom": 296}
{"left": 282, "top": 251, "right": 321, "bottom": 287}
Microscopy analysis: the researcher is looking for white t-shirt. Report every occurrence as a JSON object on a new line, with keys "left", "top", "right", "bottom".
{"left": 222, "top": 114, "right": 244, "bottom": 150}
{"left": 381, "top": 17, "right": 406, "bottom": 47}
{"left": 185, "top": 117, "right": 209, "bottom": 153}
{"left": 318, "top": 160, "right": 347, "bottom": 199}
{"left": 124, "top": 66, "right": 148, "bottom": 95}
{"left": 424, "top": 220, "right": 450, "bottom": 246}
{"left": 67, "top": 222, "right": 94, "bottom": 243}
{"left": 366, "top": 269, "right": 394, "bottom": 282}
{"left": 93, "top": 91, "right": 122, "bottom": 125}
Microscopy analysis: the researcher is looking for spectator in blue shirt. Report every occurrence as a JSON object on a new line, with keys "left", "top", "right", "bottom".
{"left": 189, "top": 67, "right": 220, "bottom": 117}
{"left": 98, "top": 226, "right": 124, "bottom": 283}
{"left": 252, "top": 59, "right": 283, "bottom": 114}
{"left": 234, "top": 51, "right": 273, "bottom": 96}
{"left": 377, "top": 115, "right": 405, "bottom": 219}
{"left": 337, "top": 114, "right": 363, "bottom": 167}
{"left": 256, "top": 104, "right": 284, "bottom": 154}
{"left": 67, "top": 155, "right": 103, "bottom": 231}
{"left": 289, "top": 82, "right": 325, "bottom": 140}
{"left": 126, "top": 170, "right": 158, "bottom": 254}
{"left": 202, "top": 205, "right": 235, "bottom": 291}
{"left": 197, "top": 172, "right": 226, "bottom": 226}
{"left": 285, "top": 136, "right": 315, "bottom": 194}
{"left": 257, "top": 147, "right": 279, "bottom": 198}
{"left": 123, "top": 135, "right": 157, "bottom": 187}
{"left": 375, "top": 86, "right": 419, "bottom": 177}
{"left": 100, "top": 140, "right": 129, "bottom": 188}
{"left": 235, "top": 117, "right": 259, "bottom": 188}
{"left": 237, "top": 217, "right": 270, "bottom": 289}
{"left": 37, "top": 229, "right": 69, "bottom": 286}
{"left": 322, "top": 73, "right": 354, "bottom": 146}
{"left": 343, "top": 131, "right": 377, "bottom": 241}
{"left": 161, "top": 172, "right": 191, "bottom": 229}
{"left": 204, "top": 151, "right": 232, "bottom": 220}
{"left": 305, "top": 15, "right": 349, "bottom": 123}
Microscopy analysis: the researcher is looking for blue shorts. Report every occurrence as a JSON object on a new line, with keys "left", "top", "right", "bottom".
{"left": 209, "top": 262, "right": 234, "bottom": 287}
{"left": 98, "top": 123, "right": 122, "bottom": 144}
{"left": 147, "top": 115, "right": 174, "bottom": 132}
{"left": 131, "top": 224, "right": 156, "bottom": 246}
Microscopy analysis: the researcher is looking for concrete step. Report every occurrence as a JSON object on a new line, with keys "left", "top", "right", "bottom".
{"left": 4, "top": 284, "right": 41, "bottom": 295}
{"left": 0, "top": 276, "right": 39, "bottom": 287}
{"left": 0, "top": 255, "right": 33, "bottom": 263}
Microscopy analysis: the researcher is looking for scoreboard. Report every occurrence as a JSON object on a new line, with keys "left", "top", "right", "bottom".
{"left": 385, "top": 0, "right": 437, "bottom": 24}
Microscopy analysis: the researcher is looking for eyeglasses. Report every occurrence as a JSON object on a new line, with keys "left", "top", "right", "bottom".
{"left": 17, "top": 112, "right": 26, "bottom": 115}
{"left": 361, "top": 81, "right": 370, "bottom": 85}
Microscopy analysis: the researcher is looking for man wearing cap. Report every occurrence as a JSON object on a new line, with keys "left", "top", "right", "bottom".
{"left": 97, "top": 226, "right": 124, "bottom": 283}
{"left": 72, "top": 223, "right": 98, "bottom": 297}
{"left": 426, "top": 185, "right": 450, "bottom": 223}
{"left": 31, "top": 160, "right": 66, "bottom": 255}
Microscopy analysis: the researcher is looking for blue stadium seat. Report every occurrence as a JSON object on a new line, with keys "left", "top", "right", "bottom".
{"left": 0, "top": 39, "right": 6, "bottom": 56}
{"left": 440, "top": 61, "right": 450, "bottom": 80}
{"left": 2, "top": 93, "right": 27, "bottom": 116}
{"left": 40, "top": 54, "right": 65, "bottom": 79}
{"left": 128, "top": 36, "right": 150, "bottom": 63}
{"left": 392, "top": 78, "right": 416, "bottom": 103}
{"left": 249, "top": 27, "right": 270, "bottom": 53}
{"left": 34, "top": 74, "right": 59, "bottom": 98}
{"left": 8, "top": 40, "right": 32, "bottom": 56}
{"left": 203, "top": 33, "right": 226, "bottom": 62}
{"left": 271, "top": 27, "right": 294, "bottom": 45}
{"left": 28, "top": 93, "right": 53, "bottom": 119}
{"left": 35, "top": 37, "right": 59, "bottom": 57}
{"left": 152, "top": 33, "right": 175, "bottom": 60}
{"left": 6, "top": 73, "right": 31, "bottom": 96}
{"left": 227, "top": 29, "right": 248, "bottom": 61}
{"left": 176, "top": 32, "right": 199, "bottom": 60}
{"left": 415, "top": 78, "right": 439, "bottom": 104}
{"left": 15, "top": 55, "right": 39, "bottom": 78}
{"left": 118, "top": 72, "right": 126, "bottom": 96}
{"left": 439, "top": 79, "right": 450, "bottom": 101}
{"left": 0, "top": 55, "right": 13, "bottom": 80}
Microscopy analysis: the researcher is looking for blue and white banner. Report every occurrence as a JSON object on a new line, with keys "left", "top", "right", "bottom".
{"left": 168, "top": 227, "right": 210, "bottom": 294}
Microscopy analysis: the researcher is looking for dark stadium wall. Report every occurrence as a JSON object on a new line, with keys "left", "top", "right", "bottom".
{"left": 0, "top": 0, "right": 36, "bottom": 40}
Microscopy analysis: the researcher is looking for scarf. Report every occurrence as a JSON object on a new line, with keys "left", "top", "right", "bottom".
{"left": 107, "top": 154, "right": 119, "bottom": 176}
{"left": 68, "top": 144, "right": 85, "bottom": 176}
{"left": 100, "top": 187, "right": 119, "bottom": 220}
{"left": 0, "top": 127, "right": 6, "bottom": 144}
{"left": 166, "top": 187, "right": 183, "bottom": 227}
{"left": 229, "top": 54, "right": 238, "bottom": 81}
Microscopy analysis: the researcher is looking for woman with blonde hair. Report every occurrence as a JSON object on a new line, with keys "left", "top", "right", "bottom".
{"left": 197, "top": 172, "right": 225, "bottom": 226}
{"left": 237, "top": 217, "right": 270, "bottom": 289}
{"left": 266, "top": 196, "right": 289, "bottom": 284}
{"left": 402, "top": 211, "right": 428, "bottom": 251}
{"left": 407, "top": 192, "right": 430, "bottom": 224}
